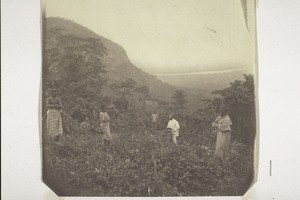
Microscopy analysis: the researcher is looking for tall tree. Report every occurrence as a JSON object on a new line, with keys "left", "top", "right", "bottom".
{"left": 212, "top": 74, "right": 256, "bottom": 145}
{"left": 45, "top": 29, "right": 107, "bottom": 93}
{"left": 110, "top": 78, "right": 138, "bottom": 111}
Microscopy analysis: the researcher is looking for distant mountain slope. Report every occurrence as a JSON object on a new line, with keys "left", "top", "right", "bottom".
{"left": 46, "top": 17, "right": 176, "bottom": 101}
{"left": 46, "top": 17, "right": 246, "bottom": 112}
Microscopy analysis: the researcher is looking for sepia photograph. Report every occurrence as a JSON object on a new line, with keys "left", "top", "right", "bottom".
{"left": 41, "top": 0, "right": 258, "bottom": 197}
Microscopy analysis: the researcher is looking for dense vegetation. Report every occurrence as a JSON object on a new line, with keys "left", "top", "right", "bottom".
{"left": 211, "top": 74, "right": 256, "bottom": 146}
{"left": 44, "top": 116, "right": 254, "bottom": 196}
{"left": 42, "top": 18, "right": 256, "bottom": 196}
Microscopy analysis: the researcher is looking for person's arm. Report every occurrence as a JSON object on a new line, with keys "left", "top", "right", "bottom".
{"left": 99, "top": 113, "right": 104, "bottom": 122}
{"left": 212, "top": 116, "right": 220, "bottom": 128}
{"left": 167, "top": 121, "right": 172, "bottom": 131}
{"left": 212, "top": 122, "right": 219, "bottom": 128}
{"left": 175, "top": 121, "right": 180, "bottom": 131}
{"left": 212, "top": 121, "right": 217, "bottom": 127}
{"left": 228, "top": 117, "right": 232, "bottom": 126}
{"left": 55, "top": 98, "right": 63, "bottom": 110}
{"left": 46, "top": 98, "right": 51, "bottom": 109}
{"left": 221, "top": 117, "right": 232, "bottom": 130}
{"left": 106, "top": 113, "right": 111, "bottom": 122}
{"left": 218, "top": 117, "right": 232, "bottom": 130}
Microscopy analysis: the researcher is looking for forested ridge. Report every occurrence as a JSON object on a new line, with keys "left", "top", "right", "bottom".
{"left": 43, "top": 17, "right": 256, "bottom": 196}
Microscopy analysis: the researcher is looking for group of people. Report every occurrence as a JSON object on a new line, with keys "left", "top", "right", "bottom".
{"left": 46, "top": 89, "right": 113, "bottom": 146}
{"left": 46, "top": 88, "right": 233, "bottom": 157}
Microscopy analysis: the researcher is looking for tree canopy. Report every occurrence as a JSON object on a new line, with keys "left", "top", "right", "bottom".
{"left": 212, "top": 74, "right": 256, "bottom": 145}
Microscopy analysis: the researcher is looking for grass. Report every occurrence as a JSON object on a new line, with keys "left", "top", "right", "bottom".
{"left": 43, "top": 123, "right": 254, "bottom": 196}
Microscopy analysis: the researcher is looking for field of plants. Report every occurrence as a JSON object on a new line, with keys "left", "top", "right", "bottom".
{"left": 42, "top": 18, "right": 256, "bottom": 197}
{"left": 43, "top": 113, "right": 254, "bottom": 197}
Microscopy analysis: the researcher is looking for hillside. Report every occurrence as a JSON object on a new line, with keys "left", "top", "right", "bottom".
{"left": 43, "top": 17, "right": 255, "bottom": 197}
{"left": 45, "top": 17, "right": 176, "bottom": 102}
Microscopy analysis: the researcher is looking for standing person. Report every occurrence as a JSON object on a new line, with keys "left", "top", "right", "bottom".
{"left": 99, "top": 105, "right": 112, "bottom": 146}
{"left": 167, "top": 115, "right": 180, "bottom": 144}
{"left": 151, "top": 111, "right": 158, "bottom": 131}
{"left": 212, "top": 108, "right": 232, "bottom": 157}
{"left": 46, "top": 89, "right": 63, "bottom": 142}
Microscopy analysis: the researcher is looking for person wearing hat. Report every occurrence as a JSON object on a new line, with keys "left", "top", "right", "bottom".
{"left": 46, "top": 88, "right": 63, "bottom": 142}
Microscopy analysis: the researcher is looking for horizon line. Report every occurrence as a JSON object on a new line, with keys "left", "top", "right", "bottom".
{"left": 156, "top": 68, "right": 246, "bottom": 76}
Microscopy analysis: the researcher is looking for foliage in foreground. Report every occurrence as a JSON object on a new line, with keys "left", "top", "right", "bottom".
{"left": 43, "top": 122, "right": 254, "bottom": 196}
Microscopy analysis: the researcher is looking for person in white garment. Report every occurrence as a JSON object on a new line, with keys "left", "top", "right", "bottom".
{"left": 212, "top": 108, "right": 232, "bottom": 157}
{"left": 167, "top": 115, "right": 180, "bottom": 144}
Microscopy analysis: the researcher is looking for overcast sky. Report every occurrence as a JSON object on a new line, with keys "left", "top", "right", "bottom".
{"left": 44, "top": 0, "right": 256, "bottom": 74}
